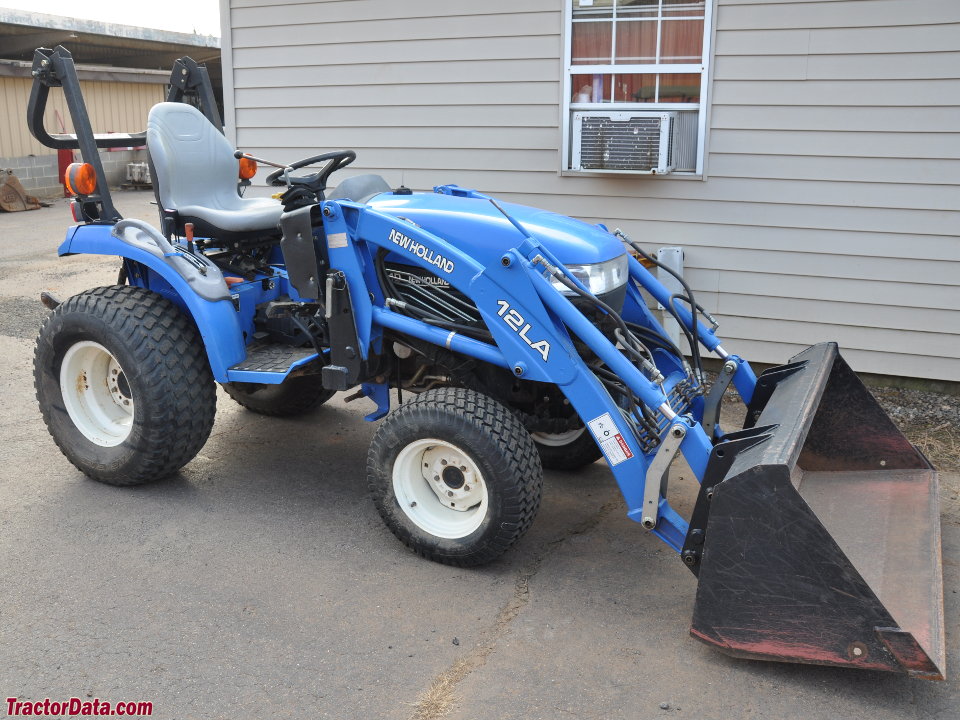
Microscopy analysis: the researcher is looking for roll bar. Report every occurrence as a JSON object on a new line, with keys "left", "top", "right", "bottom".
{"left": 27, "top": 45, "right": 221, "bottom": 222}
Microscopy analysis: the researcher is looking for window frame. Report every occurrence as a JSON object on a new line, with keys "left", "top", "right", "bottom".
{"left": 560, "top": 0, "right": 716, "bottom": 177}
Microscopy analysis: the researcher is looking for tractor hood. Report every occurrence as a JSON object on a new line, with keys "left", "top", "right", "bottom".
{"left": 367, "top": 190, "right": 624, "bottom": 269}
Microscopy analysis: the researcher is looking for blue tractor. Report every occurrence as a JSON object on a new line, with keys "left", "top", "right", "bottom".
{"left": 28, "top": 47, "right": 946, "bottom": 679}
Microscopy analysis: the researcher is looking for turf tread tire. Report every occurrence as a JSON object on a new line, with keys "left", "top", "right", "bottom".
{"left": 367, "top": 387, "right": 542, "bottom": 567}
{"left": 534, "top": 428, "right": 602, "bottom": 471}
{"left": 35, "top": 285, "right": 216, "bottom": 485}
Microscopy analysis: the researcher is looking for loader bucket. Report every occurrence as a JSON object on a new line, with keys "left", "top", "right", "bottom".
{"left": 687, "top": 343, "right": 945, "bottom": 679}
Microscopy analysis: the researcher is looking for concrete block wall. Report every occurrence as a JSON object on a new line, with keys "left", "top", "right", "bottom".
{"left": 0, "top": 154, "right": 60, "bottom": 197}
{"left": 0, "top": 149, "right": 149, "bottom": 197}
{"left": 100, "top": 149, "right": 149, "bottom": 188}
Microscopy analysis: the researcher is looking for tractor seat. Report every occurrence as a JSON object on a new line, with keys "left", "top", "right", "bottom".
{"left": 147, "top": 102, "right": 282, "bottom": 239}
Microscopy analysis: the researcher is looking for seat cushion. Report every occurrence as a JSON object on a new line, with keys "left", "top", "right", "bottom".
{"left": 175, "top": 197, "right": 283, "bottom": 233}
{"left": 147, "top": 102, "right": 284, "bottom": 235}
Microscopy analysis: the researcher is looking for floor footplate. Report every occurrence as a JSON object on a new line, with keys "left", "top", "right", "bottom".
{"left": 230, "top": 345, "right": 317, "bottom": 373}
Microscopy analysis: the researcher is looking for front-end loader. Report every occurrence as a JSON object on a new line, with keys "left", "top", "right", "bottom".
{"left": 27, "top": 46, "right": 946, "bottom": 679}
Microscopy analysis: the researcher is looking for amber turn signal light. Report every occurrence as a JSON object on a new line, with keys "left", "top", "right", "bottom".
{"left": 64, "top": 163, "right": 97, "bottom": 196}
{"left": 238, "top": 156, "right": 258, "bottom": 180}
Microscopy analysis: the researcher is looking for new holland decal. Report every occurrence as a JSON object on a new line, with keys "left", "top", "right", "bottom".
{"left": 388, "top": 228, "right": 455, "bottom": 274}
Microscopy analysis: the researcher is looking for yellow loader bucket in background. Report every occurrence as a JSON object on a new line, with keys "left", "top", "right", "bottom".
{"left": 685, "top": 343, "right": 945, "bottom": 679}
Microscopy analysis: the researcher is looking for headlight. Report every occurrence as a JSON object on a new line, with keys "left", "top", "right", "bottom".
{"left": 550, "top": 254, "right": 629, "bottom": 296}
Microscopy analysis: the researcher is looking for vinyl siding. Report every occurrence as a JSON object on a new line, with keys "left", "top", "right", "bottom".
{"left": 222, "top": 0, "right": 960, "bottom": 382}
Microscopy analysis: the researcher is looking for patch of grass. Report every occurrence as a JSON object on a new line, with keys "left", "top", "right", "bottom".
{"left": 411, "top": 658, "right": 471, "bottom": 720}
{"left": 906, "top": 423, "right": 960, "bottom": 474}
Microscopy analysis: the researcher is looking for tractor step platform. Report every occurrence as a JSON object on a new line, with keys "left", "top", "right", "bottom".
{"left": 229, "top": 344, "right": 318, "bottom": 374}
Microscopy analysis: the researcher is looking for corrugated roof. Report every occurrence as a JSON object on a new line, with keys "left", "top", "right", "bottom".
{"left": 0, "top": 8, "right": 220, "bottom": 73}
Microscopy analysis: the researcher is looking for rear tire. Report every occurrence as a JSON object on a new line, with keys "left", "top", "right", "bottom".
{"left": 221, "top": 374, "right": 334, "bottom": 417}
{"left": 368, "top": 387, "right": 542, "bottom": 567}
{"left": 34, "top": 286, "right": 216, "bottom": 485}
{"left": 532, "top": 427, "right": 602, "bottom": 470}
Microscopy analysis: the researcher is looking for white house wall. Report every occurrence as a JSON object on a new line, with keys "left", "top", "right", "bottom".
{"left": 221, "top": 0, "right": 960, "bottom": 382}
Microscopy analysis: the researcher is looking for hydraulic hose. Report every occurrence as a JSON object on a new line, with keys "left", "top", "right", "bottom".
{"left": 615, "top": 230, "right": 704, "bottom": 383}
{"left": 547, "top": 269, "right": 663, "bottom": 384}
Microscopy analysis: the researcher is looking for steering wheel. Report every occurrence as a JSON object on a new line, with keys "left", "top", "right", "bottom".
{"left": 265, "top": 150, "right": 356, "bottom": 191}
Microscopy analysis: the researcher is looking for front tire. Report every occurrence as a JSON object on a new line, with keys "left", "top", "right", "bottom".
{"left": 34, "top": 286, "right": 216, "bottom": 485}
{"left": 532, "top": 427, "right": 602, "bottom": 470}
{"left": 367, "top": 387, "right": 542, "bottom": 567}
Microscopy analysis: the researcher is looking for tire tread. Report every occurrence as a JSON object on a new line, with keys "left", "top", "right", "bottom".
{"left": 368, "top": 387, "right": 542, "bottom": 567}
{"left": 34, "top": 285, "right": 216, "bottom": 485}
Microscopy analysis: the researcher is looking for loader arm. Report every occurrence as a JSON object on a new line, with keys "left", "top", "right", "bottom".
{"left": 318, "top": 197, "right": 945, "bottom": 679}
{"left": 318, "top": 199, "right": 726, "bottom": 553}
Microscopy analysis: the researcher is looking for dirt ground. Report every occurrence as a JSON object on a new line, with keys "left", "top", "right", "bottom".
{"left": 1, "top": 192, "right": 957, "bottom": 720}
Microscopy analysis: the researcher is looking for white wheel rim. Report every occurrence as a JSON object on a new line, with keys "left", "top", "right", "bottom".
{"left": 59, "top": 340, "right": 134, "bottom": 447}
{"left": 531, "top": 427, "right": 585, "bottom": 447}
{"left": 393, "top": 438, "right": 488, "bottom": 539}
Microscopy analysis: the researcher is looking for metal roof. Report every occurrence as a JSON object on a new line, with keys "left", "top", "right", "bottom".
{"left": 0, "top": 8, "right": 220, "bottom": 82}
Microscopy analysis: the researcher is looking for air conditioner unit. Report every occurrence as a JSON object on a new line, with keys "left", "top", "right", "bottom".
{"left": 572, "top": 111, "right": 677, "bottom": 174}
{"left": 125, "top": 162, "right": 152, "bottom": 185}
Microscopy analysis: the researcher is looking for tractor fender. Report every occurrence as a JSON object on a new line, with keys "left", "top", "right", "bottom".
{"left": 58, "top": 221, "right": 246, "bottom": 380}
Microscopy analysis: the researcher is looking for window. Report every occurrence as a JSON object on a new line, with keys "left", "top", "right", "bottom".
{"left": 562, "top": 0, "right": 714, "bottom": 175}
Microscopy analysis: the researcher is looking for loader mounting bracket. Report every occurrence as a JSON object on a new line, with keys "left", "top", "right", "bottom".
{"left": 680, "top": 424, "right": 777, "bottom": 573}
{"left": 280, "top": 204, "right": 328, "bottom": 300}
{"left": 701, "top": 358, "right": 738, "bottom": 439}
{"left": 323, "top": 270, "right": 363, "bottom": 390}
{"left": 742, "top": 360, "right": 807, "bottom": 429}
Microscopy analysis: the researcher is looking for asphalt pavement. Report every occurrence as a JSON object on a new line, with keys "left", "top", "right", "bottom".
{"left": 1, "top": 192, "right": 957, "bottom": 720}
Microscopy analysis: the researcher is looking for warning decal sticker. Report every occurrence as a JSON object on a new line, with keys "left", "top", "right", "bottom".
{"left": 587, "top": 412, "right": 635, "bottom": 467}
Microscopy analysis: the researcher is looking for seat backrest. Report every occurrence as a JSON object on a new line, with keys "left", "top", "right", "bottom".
{"left": 147, "top": 102, "right": 240, "bottom": 213}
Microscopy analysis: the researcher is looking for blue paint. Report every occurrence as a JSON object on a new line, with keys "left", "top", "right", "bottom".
{"left": 60, "top": 223, "right": 245, "bottom": 381}
{"left": 57, "top": 184, "right": 769, "bottom": 555}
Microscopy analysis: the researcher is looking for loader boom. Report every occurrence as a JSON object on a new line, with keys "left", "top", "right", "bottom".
{"left": 318, "top": 198, "right": 945, "bottom": 679}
